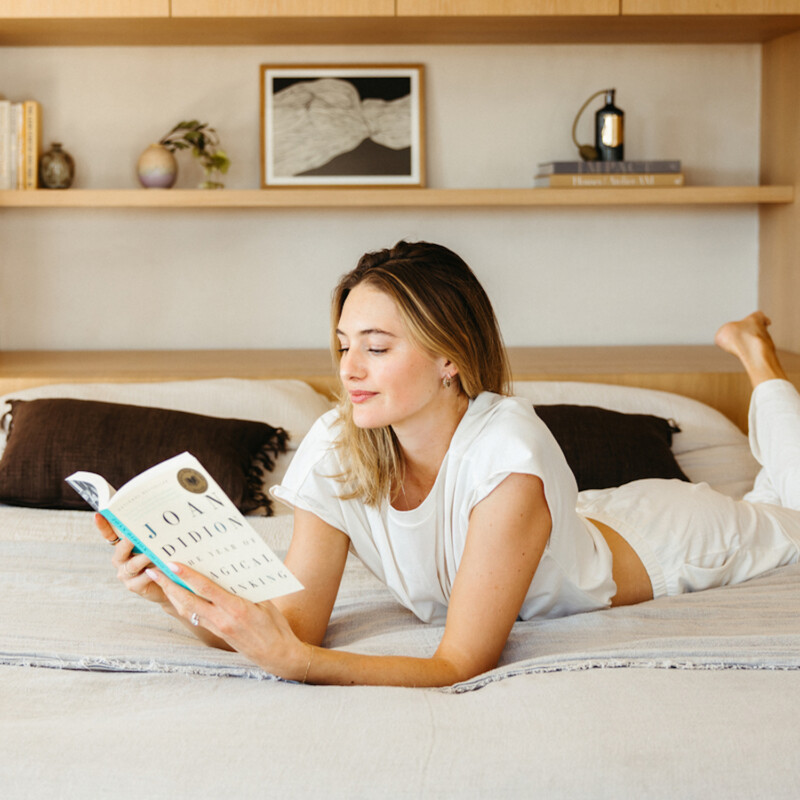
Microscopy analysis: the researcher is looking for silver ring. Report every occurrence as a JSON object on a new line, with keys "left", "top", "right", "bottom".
{"left": 190, "top": 612, "right": 200, "bottom": 627}
{"left": 108, "top": 536, "right": 121, "bottom": 546}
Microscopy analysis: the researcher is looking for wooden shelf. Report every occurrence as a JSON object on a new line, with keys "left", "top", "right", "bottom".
{"left": 3, "top": 13, "right": 800, "bottom": 45}
{"left": 0, "top": 187, "right": 793, "bottom": 209}
{"left": 4, "top": 345, "right": 800, "bottom": 431}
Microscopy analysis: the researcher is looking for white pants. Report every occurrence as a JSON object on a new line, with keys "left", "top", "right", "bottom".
{"left": 577, "top": 379, "right": 800, "bottom": 598}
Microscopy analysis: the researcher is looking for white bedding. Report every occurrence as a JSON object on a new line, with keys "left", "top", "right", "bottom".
{"left": 3, "top": 506, "right": 800, "bottom": 681}
{"left": 2, "top": 379, "right": 798, "bottom": 798}
{"left": 2, "top": 505, "right": 800, "bottom": 798}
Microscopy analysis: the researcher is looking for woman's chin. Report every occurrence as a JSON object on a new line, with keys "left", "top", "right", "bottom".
{"left": 351, "top": 407, "right": 388, "bottom": 430}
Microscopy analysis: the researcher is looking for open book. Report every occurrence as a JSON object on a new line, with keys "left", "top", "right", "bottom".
{"left": 66, "top": 451, "right": 302, "bottom": 603}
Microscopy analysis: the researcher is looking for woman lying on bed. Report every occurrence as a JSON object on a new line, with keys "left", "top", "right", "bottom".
{"left": 96, "top": 241, "right": 800, "bottom": 687}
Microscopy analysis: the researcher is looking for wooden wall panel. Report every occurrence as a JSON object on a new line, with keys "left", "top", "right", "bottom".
{"left": 623, "top": 0, "right": 800, "bottom": 13}
{"left": 760, "top": 29, "right": 800, "bottom": 351}
{"left": 397, "top": 1, "right": 619, "bottom": 16}
{"left": 0, "top": 0, "right": 168, "bottom": 17}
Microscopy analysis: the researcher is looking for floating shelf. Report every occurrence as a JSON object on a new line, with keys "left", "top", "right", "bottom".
{"left": 3, "top": 13, "right": 800, "bottom": 46}
{"left": 0, "top": 186, "right": 793, "bottom": 209}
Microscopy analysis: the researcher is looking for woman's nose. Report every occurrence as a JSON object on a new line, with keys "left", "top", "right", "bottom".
{"left": 340, "top": 348, "right": 365, "bottom": 381}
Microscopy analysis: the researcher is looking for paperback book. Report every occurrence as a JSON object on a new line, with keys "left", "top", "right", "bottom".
{"left": 537, "top": 159, "right": 681, "bottom": 175}
{"left": 534, "top": 172, "right": 684, "bottom": 188}
{"left": 66, "top": 451, "right": 303, "bottom": 603}
{"left": 0, "top": 98, "right": 41, "bottom": 189}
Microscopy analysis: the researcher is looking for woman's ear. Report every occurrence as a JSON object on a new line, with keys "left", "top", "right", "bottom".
{"left": 441, "top": 357, "right": 459, "bottom": 377}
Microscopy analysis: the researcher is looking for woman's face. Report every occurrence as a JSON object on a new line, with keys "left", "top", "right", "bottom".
{"left": 336, "top": 283, "right": 449, "bottom": 433}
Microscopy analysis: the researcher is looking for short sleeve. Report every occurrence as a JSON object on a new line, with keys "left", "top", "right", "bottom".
{"left": 269, "top": 410, "right": 349, "bottom": 534}
{"left": 457, "top": 396, "right": 579, "bottom": 520}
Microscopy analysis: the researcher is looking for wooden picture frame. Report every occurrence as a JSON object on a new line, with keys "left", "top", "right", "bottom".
{"left": 260, "top": 64, "right": 425, "bottom": 188}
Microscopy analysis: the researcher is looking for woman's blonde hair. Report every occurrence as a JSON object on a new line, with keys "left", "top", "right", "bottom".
{"left": 331, "top": 241, "right": 511, "bottom": 506}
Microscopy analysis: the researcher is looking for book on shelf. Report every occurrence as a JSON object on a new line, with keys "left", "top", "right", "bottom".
{"left": 537, "top": 159, "right": 681, "bottom": 175}
{"left": 0, "top": 98, "right": 41, "bottom": 190}
{"left": 23, "top": 100, "right": 41, "bottom": 189}
{"left": 0, "top": 100, "right": 11, "bottom": 190}
{"left": 66, "top": 451, "right": 303, "bottom": 604}
{"left": 534, "top": 172, "right": 685, "bottom": 188}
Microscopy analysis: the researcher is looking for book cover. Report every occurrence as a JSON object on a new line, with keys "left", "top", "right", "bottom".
{"left": 537, "top": 159, "right": 681, "bottom": 175}
{"left": 66, "top": 451, "right": 303, "bottom": 603}
{"left": 0, "top": 100, "right": 11, "bottom": 190}
{"left": 23, "top": 100, "right": 41, "bottom": 189}
{"left": 12, "top": 102, "right": 23, "bottom": 189}
{"left": 534, "top": 172, "right": 685, "bottom": 188}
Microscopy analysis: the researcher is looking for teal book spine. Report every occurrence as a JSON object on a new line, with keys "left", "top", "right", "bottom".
{"left": 101, "top": 509, "right": 194, "bottom": 594}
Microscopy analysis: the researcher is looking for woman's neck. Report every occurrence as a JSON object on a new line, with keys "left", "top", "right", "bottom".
{"left": 391, "top": 393, "right": 470, "bottom": 510}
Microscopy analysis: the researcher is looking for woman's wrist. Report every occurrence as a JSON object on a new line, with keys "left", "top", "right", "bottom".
{"left": 300, "top": 642, "right": 315, "bottom": 684}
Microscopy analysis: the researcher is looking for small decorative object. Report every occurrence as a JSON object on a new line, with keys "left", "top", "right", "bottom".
{"left": 571, "top": 88, "right": 625, "bottom": 162}
{"left": 136, "top": 143, "right": 178, "bottom": 189}
{"left": 136, "top": 144, "right": 178, "bottom": 189}
{"left": 157, "top": 120, "right": 230, "bottom": 189}
{"left": 38, "top": 142, "right": 75, "bottom": 189}
{"left": 260, "top": 64, "right": 425, "bottom": 187}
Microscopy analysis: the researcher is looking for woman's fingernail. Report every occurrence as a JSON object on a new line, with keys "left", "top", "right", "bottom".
{"left": 145, "top": 568, "right": 158, "bottom": 580}
{"left": 166, "top": 562, "right": 181, "bottom": 574}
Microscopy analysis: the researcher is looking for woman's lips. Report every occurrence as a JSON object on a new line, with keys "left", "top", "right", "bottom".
{"left": 349, "top": 391, "right": 377, "bottom": 404}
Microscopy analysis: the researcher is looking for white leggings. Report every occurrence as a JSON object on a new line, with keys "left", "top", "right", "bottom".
{"left": 577, "top": 379, "right": 800, "bottom": 598}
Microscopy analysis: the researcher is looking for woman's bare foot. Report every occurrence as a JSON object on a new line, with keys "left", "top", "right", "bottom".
{"left": 715, "top": 311, "right": 788, "bottom": 387}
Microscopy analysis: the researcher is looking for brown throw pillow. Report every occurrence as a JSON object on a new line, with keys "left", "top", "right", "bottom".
{"left": 0, "top": 398, "right": 288, "bottom": 514}
{"left": 533, "top": 404, "right": 688, "bottom": 490}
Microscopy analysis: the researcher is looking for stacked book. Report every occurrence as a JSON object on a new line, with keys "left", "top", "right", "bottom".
{"left": 0, "top": 98, "right": 42, "bottom": 189}
{"left": 535, "top": 159, "right": 683, "bottom": 188}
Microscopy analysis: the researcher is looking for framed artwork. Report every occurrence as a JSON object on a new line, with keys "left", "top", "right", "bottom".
{"left": 260, "top": 64, "right": 425, "bottom": 188}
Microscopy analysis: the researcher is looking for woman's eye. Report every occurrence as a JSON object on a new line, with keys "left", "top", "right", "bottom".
{"left": 337, "top": 347, "right": 348, "bottom": 354}
{"left": 368, "top": 348, "right": 387, "bottom": 355}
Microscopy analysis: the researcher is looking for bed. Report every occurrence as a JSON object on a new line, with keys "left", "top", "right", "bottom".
{"left": 1, "top": 371, "right": 799, "bottom": 799}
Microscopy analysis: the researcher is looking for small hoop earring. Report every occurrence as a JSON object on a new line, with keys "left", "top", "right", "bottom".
{"left": 443, "top": 375, "right": 452, "bottom": 389}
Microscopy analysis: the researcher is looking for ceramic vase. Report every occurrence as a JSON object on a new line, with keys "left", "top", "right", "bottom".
{"left": 39, "top": 142, "right": 75, "bottom": 189}
{"left": 136, "top": 143, "right": 177, "bottom": 189}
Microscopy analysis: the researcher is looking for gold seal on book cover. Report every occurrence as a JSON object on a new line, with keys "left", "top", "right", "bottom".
{"left": 177, "top": 468, "right": 208, "bottom": 494}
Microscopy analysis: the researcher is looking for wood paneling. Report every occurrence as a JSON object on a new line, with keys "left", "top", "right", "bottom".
{"left": 171, "top": 0, "right": 394, "bottom": 17}
{"left": 760, "top": 28, "right": 800, "bottom": 352}
{"left": 0, "top": 0, "right": 168, "bottom": 17}
{"left": 623, "top": 0, "right": 800, "bottom": 13}
{"left": 397, "top": 0, "right": 618, "bottom": 15}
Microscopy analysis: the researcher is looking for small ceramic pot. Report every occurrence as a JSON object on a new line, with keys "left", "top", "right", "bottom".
{"left": 136, "top": 143, "right": 177, "bottom": 189}
{"left": 39, "top": 142, "right": 75, "bottom": 189}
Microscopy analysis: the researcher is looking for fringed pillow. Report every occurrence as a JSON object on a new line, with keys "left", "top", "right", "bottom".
{"left": 0, "top": 398, "right": 288, "bottom": 514}
{"left": 534, "top": 404, "right": 689, "bottom": 490}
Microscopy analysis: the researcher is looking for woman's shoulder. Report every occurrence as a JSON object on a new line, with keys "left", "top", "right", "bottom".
{"left": 465, "top": 392, "right": 540, "bottom": 434}
{"left": 281, "top": 407, "right": 342, "bottom": 471}
{"left": 456, "top": 392, "right": 559, "bottom": 457}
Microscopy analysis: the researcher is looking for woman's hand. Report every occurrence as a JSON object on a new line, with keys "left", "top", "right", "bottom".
{"left": 146, "top": 561, "right": 311, "bottom": 682}
{"left": 94, "top": 513, "right": 169, "bottom": 607}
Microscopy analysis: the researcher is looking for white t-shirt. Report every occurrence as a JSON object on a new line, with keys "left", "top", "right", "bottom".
{"left": 270, "top": 392, "right": 616, "bottom": 624}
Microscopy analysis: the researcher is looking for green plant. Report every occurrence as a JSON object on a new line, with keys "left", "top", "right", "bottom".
{"left": 159, "top": 120, "right": 231, "bottom": 189}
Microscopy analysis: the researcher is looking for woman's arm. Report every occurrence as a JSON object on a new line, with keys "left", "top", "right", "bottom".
{"left": 146, "top": 473, "right": 551, "bottom": 686}
{"left": 96, "top": 506, "right": 350, "bottom": 651}
{"left": 271, "top": 507, "right": 350, "bottom": 646}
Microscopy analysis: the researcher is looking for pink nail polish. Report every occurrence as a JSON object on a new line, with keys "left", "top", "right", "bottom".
{"left": 166, "top": 562, "right": 181, "bottom": 574}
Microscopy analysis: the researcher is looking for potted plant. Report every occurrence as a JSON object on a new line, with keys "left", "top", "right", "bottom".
{"left": 158, "top": 120, "right": 231, "bottom": 189}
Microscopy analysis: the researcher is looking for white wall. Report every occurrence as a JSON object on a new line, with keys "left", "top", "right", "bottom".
{"left": 0, "top": 43, "right": 761, "bottom": 350}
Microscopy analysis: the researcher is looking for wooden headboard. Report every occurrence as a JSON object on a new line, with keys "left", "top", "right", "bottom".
{"left": 2, "top": 346, "right": 800, "bottom": 433}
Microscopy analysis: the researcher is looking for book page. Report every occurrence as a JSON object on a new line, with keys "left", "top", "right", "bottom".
{"left": 64, "top": 471, "right": 116, "bottom": 512}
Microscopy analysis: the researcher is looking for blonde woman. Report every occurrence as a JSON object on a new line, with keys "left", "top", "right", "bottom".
{"left": 98, "top": 241, "right": 800, "bottom": 687}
